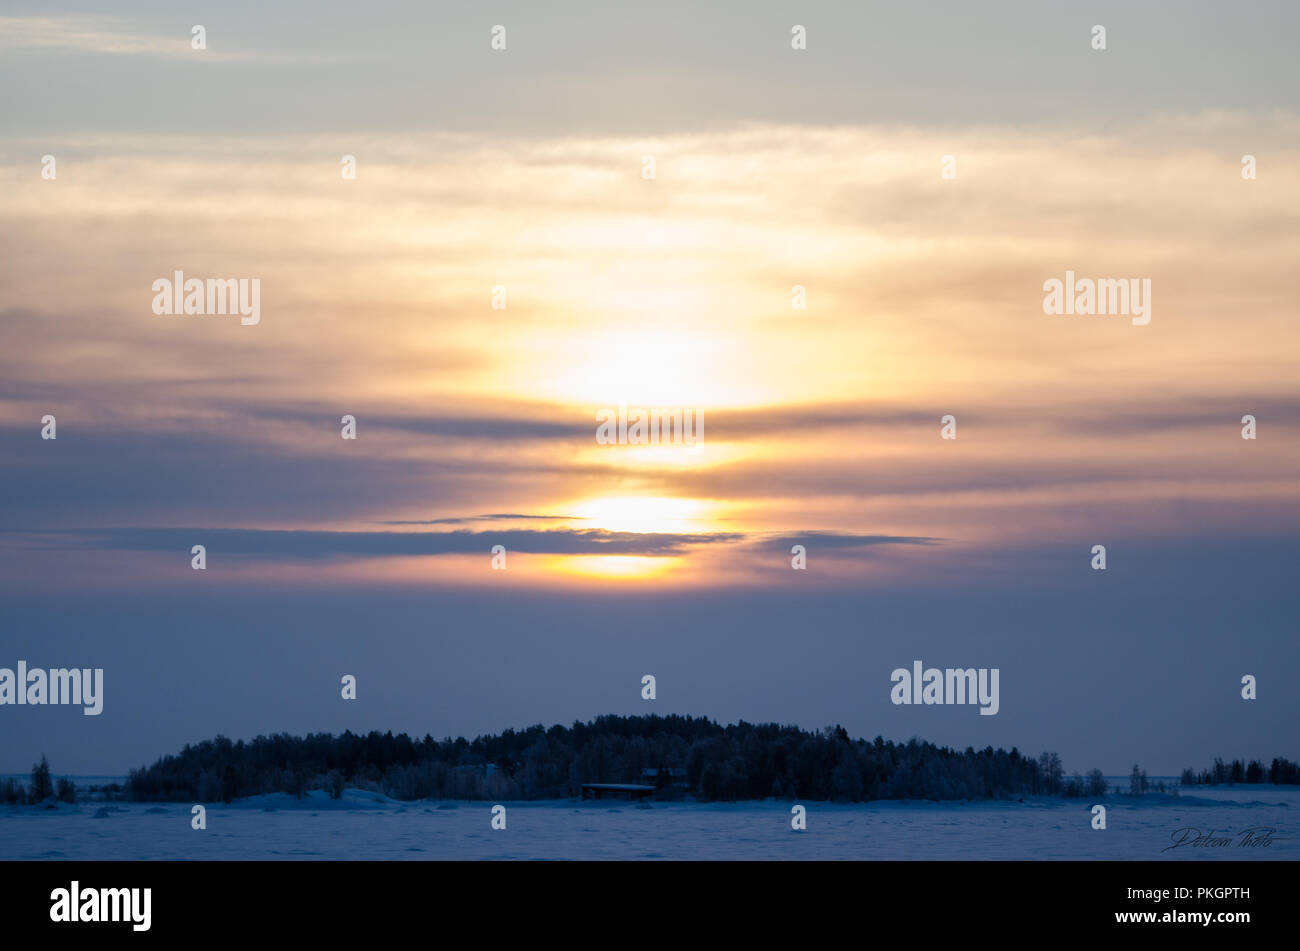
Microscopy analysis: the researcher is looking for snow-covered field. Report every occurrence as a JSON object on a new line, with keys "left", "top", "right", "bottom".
{"left": 2, "top": 785, "right": 1294, "bottom": 860}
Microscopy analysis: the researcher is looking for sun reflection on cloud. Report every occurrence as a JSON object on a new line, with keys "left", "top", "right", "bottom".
{"left": 550, "top": 554, "right": 683, "bottom": 580}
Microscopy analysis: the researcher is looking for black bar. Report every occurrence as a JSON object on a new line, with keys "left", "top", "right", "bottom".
{"left": 0, "top": 860, "right": 1284, "bottom": 938}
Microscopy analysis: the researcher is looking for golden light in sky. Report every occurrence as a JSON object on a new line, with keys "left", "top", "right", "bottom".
{"left": 2, "top": 119, "right": 1297, "bottom": 590}
{"left": 570, "top": 496, "right": 713, "bottom": 535}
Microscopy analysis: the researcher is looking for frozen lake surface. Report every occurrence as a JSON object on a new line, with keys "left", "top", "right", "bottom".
{"left": 3, "top": 786, "right": 1294, "bottom": 860}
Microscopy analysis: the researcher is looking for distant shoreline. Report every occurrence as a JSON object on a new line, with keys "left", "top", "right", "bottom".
{"left": 7, "top": 783, "right": 1297, "bottom": 809}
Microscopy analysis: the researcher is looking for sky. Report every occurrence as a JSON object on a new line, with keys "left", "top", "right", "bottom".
{"left": 1, "top": 1, "right": 1297, "bottom": 776}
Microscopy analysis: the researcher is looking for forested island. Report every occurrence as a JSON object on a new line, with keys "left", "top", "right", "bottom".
{"left": 7, "top": 715, "right": 1297, "bottom": 805}
{"left": 124, "top": 715, "right": 1082, "bottom": 802}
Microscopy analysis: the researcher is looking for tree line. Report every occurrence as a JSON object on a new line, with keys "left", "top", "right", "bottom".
{"left": 9, "top": 720, "right": 1295, "bottom": 806}
{"left": 0, "top": 755, "right": 79, "bottom": 805}
{"left": 1180, "top": 757, "right": 1300, "bottom": 787}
